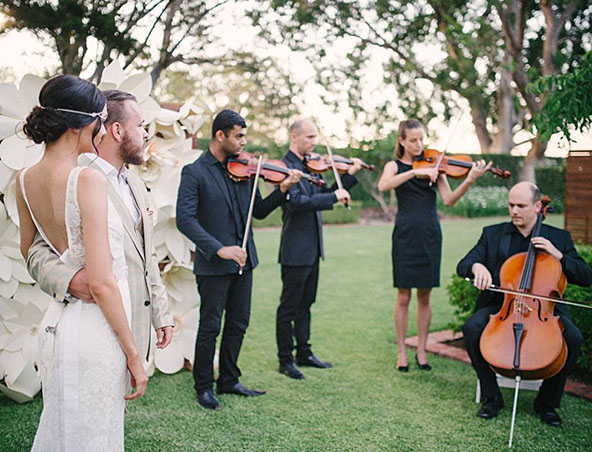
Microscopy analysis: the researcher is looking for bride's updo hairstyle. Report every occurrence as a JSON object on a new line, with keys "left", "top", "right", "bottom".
{"left": 24, "top": 75, "right": 106, "bottom": 146}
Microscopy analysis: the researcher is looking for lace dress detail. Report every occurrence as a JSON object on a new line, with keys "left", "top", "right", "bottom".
{"left": 22, "top": 167, "right": 132, "bottom": 452}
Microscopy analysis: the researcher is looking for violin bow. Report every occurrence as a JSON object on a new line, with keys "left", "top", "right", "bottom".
{"left": 239, "top": 155, "right": 263, "bottom": 275}
{"left": 325, "top": 143, "right": 351, "bottom": 210}
{"left": 464, "top": 278, "right": 592, "bottom": 309}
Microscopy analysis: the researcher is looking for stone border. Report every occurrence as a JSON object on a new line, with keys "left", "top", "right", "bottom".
{"left": 405, "top": 330, "right": 592, "bottom": 401}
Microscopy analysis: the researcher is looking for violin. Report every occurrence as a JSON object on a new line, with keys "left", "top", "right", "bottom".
{"left": 304, "top": 152, "right": 375, "bottom": 174}
{"left": 227, "top": 152, "right": 325, "bottom": 187}
{"left": 479, "top": 197, "right": 566, "bottom": 381}
{"left": 412, "top": 148, "right": 511, "bottom": 179}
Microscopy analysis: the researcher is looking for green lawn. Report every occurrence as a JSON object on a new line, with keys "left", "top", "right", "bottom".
{"left": 3, "top": 215, "right": 591, "bottom": 452}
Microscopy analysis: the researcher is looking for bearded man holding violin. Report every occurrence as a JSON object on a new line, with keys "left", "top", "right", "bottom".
{"left": 176, "top": 110, "right": 302, "bottom": 410}
{"left": 457, "top": 182, "right": 592, "bottom": 427}
{"left": 276, "top": 119, "right": 363, "bottom": 379}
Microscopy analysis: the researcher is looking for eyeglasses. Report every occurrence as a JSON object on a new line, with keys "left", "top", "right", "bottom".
{"left": 42, "top": 106, "right": 108, "bottom": 121}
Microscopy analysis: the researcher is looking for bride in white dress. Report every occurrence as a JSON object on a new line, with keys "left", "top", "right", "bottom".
{"left": 15, "top": 75, "right": 148, "bottom": 451}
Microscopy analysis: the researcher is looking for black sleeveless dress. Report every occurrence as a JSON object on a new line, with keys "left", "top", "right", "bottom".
{"left": 392, "top": 160, "right": 442, "bottom": 288}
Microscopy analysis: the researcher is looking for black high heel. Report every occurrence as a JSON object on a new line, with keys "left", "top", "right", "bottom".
{"left": 415, "top": 355, "right": 432, "bottom": 371}
{"left": 396, "top": 365, "right": 409, "bottom": 373}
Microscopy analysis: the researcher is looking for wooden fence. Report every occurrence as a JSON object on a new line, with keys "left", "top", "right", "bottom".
{"left": 565, "top": 150, "right": 592, "bottom": 244}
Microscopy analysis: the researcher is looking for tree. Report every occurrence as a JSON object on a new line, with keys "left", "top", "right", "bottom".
{"left": 154, "top": 53, "right": 304, "bottom": 146}
{"left": 0, "top": 0, "right": 230, "bottom": 85}
{"left": 251, "top": 0, "right": 592, "bottom": 181}
{"left": 530, "top": 51, "right": 592, "bottom": 142}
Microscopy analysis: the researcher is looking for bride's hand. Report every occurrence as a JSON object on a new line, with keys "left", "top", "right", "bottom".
{"left": 125, "top": 355, "right": 148, "bottom": 400}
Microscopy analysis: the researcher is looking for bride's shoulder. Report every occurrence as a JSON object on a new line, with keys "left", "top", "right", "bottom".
{"left": 77, "top": 167, "right": 107, "bottom": 192}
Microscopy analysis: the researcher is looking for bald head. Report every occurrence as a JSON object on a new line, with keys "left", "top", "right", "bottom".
{"left": 509, "top": 181, "right": 541, "bottom": 203}
{"left": 508, "top": 182, "right": 542, "bottom": 233}
{"left": 289, "top": 119, "right": 318, "bottom": 159}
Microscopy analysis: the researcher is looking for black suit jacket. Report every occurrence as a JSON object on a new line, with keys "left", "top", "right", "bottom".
{"left": 457, "top": 221, "right": 592, "bottom": 313}
{"left": 176, "top": 150, "right": 287, "bottom": 275}
{"left": 278, "top": 150, "right": 358, "bottom": 266}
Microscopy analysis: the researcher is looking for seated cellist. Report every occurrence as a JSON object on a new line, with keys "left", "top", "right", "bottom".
{"left": 457, "top": 182, "right": 592, "bottom": 427}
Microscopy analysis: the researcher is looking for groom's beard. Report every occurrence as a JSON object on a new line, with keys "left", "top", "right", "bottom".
{"left": 119, "top": 132, "right": 144, "bottom": 166}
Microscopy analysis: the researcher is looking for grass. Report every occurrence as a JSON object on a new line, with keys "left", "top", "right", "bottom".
{"left": 3, "top": 215, "right": 591, "bottom": 452}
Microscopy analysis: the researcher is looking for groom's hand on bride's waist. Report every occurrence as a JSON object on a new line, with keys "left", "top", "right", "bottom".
{"left": 68, "top": 268, "right": 95, "bottom": 302}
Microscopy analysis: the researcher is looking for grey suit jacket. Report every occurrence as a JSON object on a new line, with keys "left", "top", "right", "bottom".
{"left": 26, "top": 155, "right": 173, "bottom": 362}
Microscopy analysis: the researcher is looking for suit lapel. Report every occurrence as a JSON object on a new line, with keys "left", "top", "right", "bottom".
{"left": 206, "top": 163, "right": 233, "bottom": 213}
{"left": 128, "top": 174, "right": 151, "bottom": 261}
{"left": 107, "top": 182, "right": 146, "bottom": 261}
{"left": 81, "top": 155, "right": 146, "bottom": 261}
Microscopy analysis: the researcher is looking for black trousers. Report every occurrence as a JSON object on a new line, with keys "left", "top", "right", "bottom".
{"left": 193, "top": 271, "right": 252, "bottom": 392}
{"left": 276, "top": 261, "right": 320, "bottom": 365}
{"left": 463, "top": 305, "right": 583, "bottom": 408}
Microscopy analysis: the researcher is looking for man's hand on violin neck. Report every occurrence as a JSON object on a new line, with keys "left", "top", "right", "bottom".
{"left": 347, "top": 158, "right": 363, "bottom": 175}
{"left": 471, "top": 263, "right": 493, "bottom": 290}
{"left": 217, "top": 246, "right": 247, "bottom": 267}
{"left": 334, "top": 189, "right": 351, "bottom": 205}
{"left": 279, "top": 169, "right": 302, "bottom": 193}
{"left": 467, "top": 160, "right": 492, "bottom": 183}
{"left": 531, "top": 237, "right": 563, "bottom": 261}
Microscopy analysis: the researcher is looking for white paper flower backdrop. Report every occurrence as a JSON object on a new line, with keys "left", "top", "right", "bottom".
{"left": 0, "top": 61, "right": 203, "bottom": 402}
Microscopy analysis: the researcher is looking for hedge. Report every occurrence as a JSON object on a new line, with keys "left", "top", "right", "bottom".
{"left": 446, "top": 243, "right": 592, "bottom": 377}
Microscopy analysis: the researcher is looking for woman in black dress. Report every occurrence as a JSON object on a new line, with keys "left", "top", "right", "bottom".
{"left": 378, "top": 119, "right": 490, "bottom": 371}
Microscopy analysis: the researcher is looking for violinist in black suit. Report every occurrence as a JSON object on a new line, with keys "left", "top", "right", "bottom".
{"left": 457, "top": 182, "right": 592, "bottom": 426}
{"left": 276, "top": 119, "right": 363, "bottom": 379}
{"left": 176, "top": 110, "right": 301, "bottom": 410}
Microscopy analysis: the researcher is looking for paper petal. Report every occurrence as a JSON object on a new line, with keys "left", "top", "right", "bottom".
{"left": 100, "top": 60, "right": 126, "bottom": 87}
{"left": 10, "top": 259, "right": 35, "bottom": 283}
{"left": 0, "top": 116, "right": 22, "bottom": 141}
{"left": 0, "top": 279, "right": 19, "bottom": 298}
{"left": 0, "top": 254, "right": 12, "bottom": 281}
{"left": 139, "top": 97, "right": 161, "bottom": 125}
{"left": 154, "top": 339, "right": 184, "bottom": 374}
{"left": 119, "top": 73, "right": 152, "bottom": 103}
{"left": 2, "top": 360, "right": 40, "bottom": 400}
{"left": 19, "top": 75, "right": 46, "bottom": 112}
{"left": 0, "top": 83, "right": 28, "bottom": 119}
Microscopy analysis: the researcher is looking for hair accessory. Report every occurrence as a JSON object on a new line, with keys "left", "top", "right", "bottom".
{"left": 40, "top": 106, "right": 107, "bottom": 121}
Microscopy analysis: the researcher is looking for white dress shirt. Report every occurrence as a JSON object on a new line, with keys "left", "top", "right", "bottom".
{"left": 81, "top": 154, "right": 141, "bottom": 224}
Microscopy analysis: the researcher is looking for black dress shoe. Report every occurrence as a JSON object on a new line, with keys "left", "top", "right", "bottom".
{"left": 197, "top": 389, "right": 221, "bottom": 410}
{"left": 534, "top": 399, "right": 562, "bottom": 427}
{"left": 296, "top": 354, "right": 332, "bottom": 369}
{"left": 396, "top": 365, "right": 409, "bottom": 372}
{"left": 217, "top": 382, "right": 266, "bottom": 397}
{"left": 279, "top": 362, "right": 305, "bottom": 379}
{"left": 415, "top": 355, "right": 432, "bottom": 371}
{"left": 477, "top": 396, "right": 504, "bottom": 419}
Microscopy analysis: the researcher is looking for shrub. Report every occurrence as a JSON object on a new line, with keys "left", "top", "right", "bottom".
{"left": 447, "top": 243, "right": 592, "bottom": 376}
{"left": 438, "top": 186, "right": 509, "bottom": 217}
{"left": 565, "top": 243, "right": 592, "bottom": 374}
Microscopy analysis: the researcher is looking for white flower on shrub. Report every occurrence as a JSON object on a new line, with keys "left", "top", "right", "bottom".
{"left": 154, "top": 263, "right": 199, "bottom": 374}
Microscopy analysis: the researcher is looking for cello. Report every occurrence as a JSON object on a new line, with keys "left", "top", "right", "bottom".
{"left": 479, "top": 196, "right": 566, "bottom": 446}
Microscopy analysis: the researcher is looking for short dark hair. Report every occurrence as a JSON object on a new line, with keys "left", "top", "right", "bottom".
{"left": 24, "top": 75, "right": 105, "bottom": 145}
{"left": 530, "top": 183, "right": 541, "bottom": 203}
{"left": 102, "top": 90, "right": 138, "bottom": 126}
{"left": 212, "top": 109, "right": 246, "bottom": 138}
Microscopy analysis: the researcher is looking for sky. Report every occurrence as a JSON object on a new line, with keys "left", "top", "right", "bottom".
{"left": 1, "top": 6, "right": 590, "bottom": 157}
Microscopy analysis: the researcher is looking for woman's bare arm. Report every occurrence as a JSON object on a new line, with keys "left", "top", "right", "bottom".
{"left": 78, "top": 168, "right": 147, "bottom": 399}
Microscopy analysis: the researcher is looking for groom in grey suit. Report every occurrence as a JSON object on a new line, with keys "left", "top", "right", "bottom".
{"left": 27, "top": 90, "right": 173, "bottom": 362}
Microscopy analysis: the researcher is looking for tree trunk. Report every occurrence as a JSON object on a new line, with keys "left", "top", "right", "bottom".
{"left": 491, "top": 62, "right": 515, "bottom": 154}
{"left": 519, "top": 137, "right": 547, "bottom": 182}
{"left": 469, "top": 104, "right": 493, "bottom": 153}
